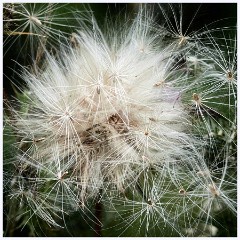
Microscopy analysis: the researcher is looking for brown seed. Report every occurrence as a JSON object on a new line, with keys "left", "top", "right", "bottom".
{"left": 227, "top": 71, "right": 233, "bottom": 80}
{"left": 179, "top": 188, "right": 186, "bottom": 195}
{"left": 192, "top": 93, "right": 200, "bottom": 102}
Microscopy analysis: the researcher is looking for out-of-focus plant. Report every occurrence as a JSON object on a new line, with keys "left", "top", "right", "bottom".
{"left": 3, "top": 3, "right": 237, "bottom": 237}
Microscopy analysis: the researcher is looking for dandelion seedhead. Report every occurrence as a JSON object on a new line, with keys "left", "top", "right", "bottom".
{"left": 3, "top": 3, "right": 237, "bottom": 237}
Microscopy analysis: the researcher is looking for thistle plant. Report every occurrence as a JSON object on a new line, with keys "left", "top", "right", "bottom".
{"left": 3, "top": 3, "right": 237, "bottom": 237}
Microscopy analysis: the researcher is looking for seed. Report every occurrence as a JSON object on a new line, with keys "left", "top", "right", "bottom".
{"left": 179, "top": 188, "right": 186, "bottom": 195}
{"left": 29, "top": 16, "right": 42, "bottom": 26}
